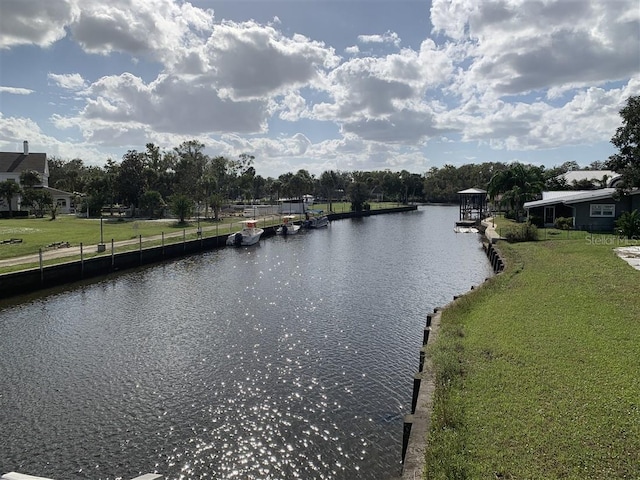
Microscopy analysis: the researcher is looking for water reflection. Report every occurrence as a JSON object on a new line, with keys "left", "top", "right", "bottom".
{"left": 0, "top": 206, "right": 492, "bottom": 479}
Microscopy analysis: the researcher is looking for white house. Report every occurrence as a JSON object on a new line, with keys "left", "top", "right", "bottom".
{"left": 0, "top": 141, "right": 73, "bottom": 214}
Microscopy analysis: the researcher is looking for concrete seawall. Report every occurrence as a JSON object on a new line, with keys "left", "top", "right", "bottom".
{"left": 0, "top": 206, "right": 417, "bottom": 300}
{"left": 396, "top": 231, "right": 504, "bottom": 479}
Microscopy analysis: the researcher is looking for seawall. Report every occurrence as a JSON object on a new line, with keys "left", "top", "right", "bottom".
{"left": 0, "top": 206, "right": 417, "bottom": 300}
{"left": 396, "top": 231, "right": 505, "bottom": 479}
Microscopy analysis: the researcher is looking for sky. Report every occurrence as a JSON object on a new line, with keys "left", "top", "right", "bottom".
{"left": 0, "top": 0, "right": 639, "bottom": 179}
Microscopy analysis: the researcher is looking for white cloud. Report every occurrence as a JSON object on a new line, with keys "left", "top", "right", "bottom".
{"left": 434, "top": 0, "right": 640, "bottom": 98}
{"left": 66, "top": 72, "right": 270, "bottom": 142}
{"left": 48, "top": 73, "right": 87, "bottom": 91}
{"left": 445, "top": 80, "right": 638, "bottom": 150}
{"left": 345, "top": 45, "right": 360, "bottom": 56}
{"left": 358, "top": 31, "right": 401, "bottom": 48}
{"left": 199, "top": 20, "right": 339, "bottom": 100}
{"left": 0, "top": 0, "right": 637, "bottom": 176}
{"left": 0, "top": 86, "right": 33, "bottom": 95}
{"left": 0, "top": 0, "right": 78, "bottom": 48}
{"left": 70, "top": 0, "right": 214, "bottom": 66}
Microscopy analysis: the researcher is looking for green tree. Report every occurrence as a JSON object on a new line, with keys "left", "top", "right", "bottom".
{"left": 139, "top": 190, "right": 165, "bottom": 218}
{"left": 19, "top": 170, "right": 42, "bottom": 188}
{"left": 348, "top": 181, "right": 369, "bottom": 212}
{"left": 488, "top": 163, "right": 544, "bottom": 220}
{"left": 607, "top": 95, "right": 640, "bottom": 191}
{"left": 169, "top": 194, "right": 193, "bottom": 224}
{"left": 47, "top": 158, "right": 86, "bottom": 193}
{"left": 174, "top": 140, "right": 208, "bottom": 199}
{"left": 319, "top": 170, "right": 339, "bottom": 212}
{"left": 209, "top": 193, "right": 224, "bottom": 221}
{"left": 21, "top": 189, "right": 53, "bottom": 218}
{"left": 0, "top": 180, "right": 22, "bottom": 217}
{"left": 19, "top": 170, "right": 45, "bottom": 217}
{"left": 615, "top": 210, "right": 640, "bottom": 239}
{"left": 103, "top": 159, "right": 121, "bottom": 214}
{"left": 288, "top": 169, "right": 314, "bottom": 203}
{"left": 117, "top": 150, "right": 148, "bottom": 211}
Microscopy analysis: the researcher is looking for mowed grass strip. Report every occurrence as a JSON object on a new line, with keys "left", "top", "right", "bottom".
{"left": 0, "top": 215, "right": 266, "bottom": 261}
{"left": 426, "top": 238, "right": 640, "bottom": 479}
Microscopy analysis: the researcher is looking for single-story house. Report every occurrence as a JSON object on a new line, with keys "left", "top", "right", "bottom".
{"left": 524, "top": 188, "right": 640, "bottom": 231}
{"left": 0, "top": 141, "right": 74, "bottom": 214}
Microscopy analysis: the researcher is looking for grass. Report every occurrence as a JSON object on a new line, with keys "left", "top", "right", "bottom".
{"left": 425, "top": 236, "right": 640, "bottom": 479}
{"left": 0, "top": 214, "right": 282, "bottom": 273}
{"left": 0, "top": 215, "right": 248, "bottom": 257}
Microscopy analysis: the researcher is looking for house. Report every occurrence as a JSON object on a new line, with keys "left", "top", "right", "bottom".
{"left": 524, "top": 188, "right": 640, "bottom": 231}
{"left": 0, "top": 141, "right": 74, "bottom": 214}
{"left": 561, "top": 170, "right": 623, "bottom": 189}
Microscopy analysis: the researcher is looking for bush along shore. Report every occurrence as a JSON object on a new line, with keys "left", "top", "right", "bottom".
{"left": 423, "top": 235, "right": 640, "bottom": 479}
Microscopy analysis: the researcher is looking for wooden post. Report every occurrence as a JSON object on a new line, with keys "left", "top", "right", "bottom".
{"left": 39, "top": 248, "right": 43, "bottom": 284}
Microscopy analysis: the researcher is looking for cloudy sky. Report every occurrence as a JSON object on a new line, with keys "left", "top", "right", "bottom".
{"left": 0, "top": 0, "right": 638, "bottom": 178}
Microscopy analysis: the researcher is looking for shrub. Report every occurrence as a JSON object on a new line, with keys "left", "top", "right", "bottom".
{"left": 615, "top": 209, "right": 640, "bottom": 239}
{"left": 505, "top": 210, "right": 517, "bottom": 220}
{"left": 503, "top": 223, "right": 538, "bottom": 242}
{"left": 554, "top": 217, "right": 573, "bottom": 230}
{"left": 529, "top": 215, "right": 544, "bottom": 227}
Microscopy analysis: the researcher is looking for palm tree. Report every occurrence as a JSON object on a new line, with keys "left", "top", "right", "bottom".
{"left": 0, "top": 180, "right": 22, "bottom": 217}
{"left": 487, "top": 163, "right": 544, "bottom": 220}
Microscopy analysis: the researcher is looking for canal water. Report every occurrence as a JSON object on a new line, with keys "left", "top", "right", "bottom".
{"left": 0, "top": 205, "right": 493, "bottom": 480}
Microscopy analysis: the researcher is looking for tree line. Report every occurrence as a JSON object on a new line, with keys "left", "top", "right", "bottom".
{"left": 1, "top": 95, "right": 638, "bottom": 221}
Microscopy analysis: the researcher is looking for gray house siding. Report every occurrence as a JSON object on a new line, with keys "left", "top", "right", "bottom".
{"left": 572, "top": 197, "right": 633, "bottom": 231}
{"left": 527, "top": 203, "right": 573, "bottom": 226}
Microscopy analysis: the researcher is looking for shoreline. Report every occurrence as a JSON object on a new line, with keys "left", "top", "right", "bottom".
{"left": 0, "top": 206, "right": 417, "bottom": 300}
{"left": 396, "top": 220, "right": 504, "bottom": 479}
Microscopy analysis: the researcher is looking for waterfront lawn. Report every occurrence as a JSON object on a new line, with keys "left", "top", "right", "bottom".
{"left": 312, "top": 201, "right": 402, "bottom": 213}
{"left": 0, "top": 215, "right": 253, "bottom": 261}
{"left": 425, "top": 238, "right": 640, "bottom": 479}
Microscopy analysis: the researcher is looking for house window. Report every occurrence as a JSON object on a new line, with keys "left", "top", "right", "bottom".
{"left": 590, "top": 204, "right": 615, "bottom": 217}
{"left": 57, "top": 199, "right": 67, "bottom": 207}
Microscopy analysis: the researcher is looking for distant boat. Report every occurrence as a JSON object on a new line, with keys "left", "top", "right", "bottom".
{"left": 454, "top": 226, "right": 479, "bottom": 233}
{"left": 303, "top": 210, "right": 329, "bottom": 229}
{"left": 276, "top": 215, "right": 301, "bottom": 235}
{"left": 226, "top": 219, "right": 264, "bottom": 246}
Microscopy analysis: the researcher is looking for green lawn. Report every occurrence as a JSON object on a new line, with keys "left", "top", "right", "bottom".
{"left": 0, "top": 214, "right": 282, "bottom": 272}
{"left": 425, "top": 237, "right": 640, "bottom": 479}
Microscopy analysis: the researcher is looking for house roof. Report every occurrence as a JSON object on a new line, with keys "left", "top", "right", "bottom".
{"left": 561, "top": 170, "right": 621, "bottom": 187}
{"left": 458, "top": 188, "right": 487, "bottom": 194}
{"left": 34, "top": 185, "right": 74, "bottom": 196}
{"left": 0, "top": 152, "right": 47, "bottom": 174}
{"left": 524, "top": 188, "right": 618, "bottom": 209}
{"left": 541, "top": 190, "right": 592, "bottom": 201}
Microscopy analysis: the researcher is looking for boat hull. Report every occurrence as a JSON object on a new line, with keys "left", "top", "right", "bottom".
{"left": 304, "top": 216, "right": 329, "bottom": 228}
{"left": 226, "top": 228, "right": 264, "bottom": 246}
{"left": 276, "top": 224, "right": 300, "bottom": 235}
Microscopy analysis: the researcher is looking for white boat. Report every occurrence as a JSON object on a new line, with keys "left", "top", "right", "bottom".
{"left": 226, "top": 219, "right": 264, "bottom": 246}
{"left": 303, "top": 210, "right": 329, "bottom": 229}
{"left": 276, "top": 215, "right": 301, "bottom": 235}
{"left": 454, "top": 226, "right": 479, "bottom": 233}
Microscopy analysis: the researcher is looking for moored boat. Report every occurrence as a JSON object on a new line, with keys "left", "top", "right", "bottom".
{"left": 303, "top": 210, "right": 329, "bottom": 229}
{"left": 276, "top": 215, "right": 301, "bottom": 235}
{"left": 226, "top": 219, "right": 264, "bottom": 246}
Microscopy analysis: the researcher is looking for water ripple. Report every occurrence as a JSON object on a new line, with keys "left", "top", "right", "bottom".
{"left": 0, "top": 206, "right": 492, "bottom": 479}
